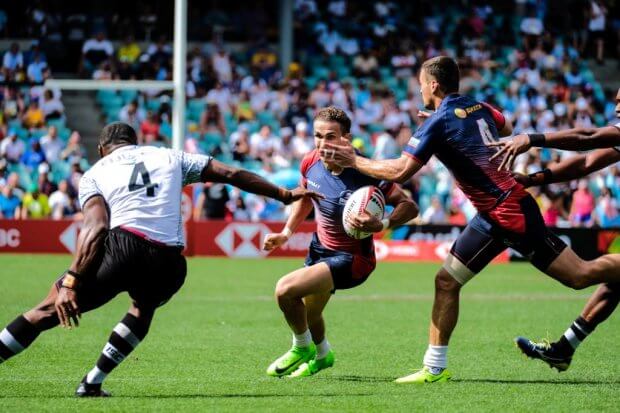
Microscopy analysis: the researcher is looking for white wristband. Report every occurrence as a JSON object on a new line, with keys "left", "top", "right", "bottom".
{"left": 282, "top": 227, "right": 293, "bottom": 238}
{"left": 381, "top": 218, "right": 390, "bottom": 231}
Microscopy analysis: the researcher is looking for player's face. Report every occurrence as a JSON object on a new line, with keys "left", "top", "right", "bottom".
{"left": 615, "top": 88, "right": 620, "bottom": 118}
{"left": 314, "top": 119, "right": 349, "bottom": 166}
{"left": 419, "top": 69, "right": 436, "bottom": 110}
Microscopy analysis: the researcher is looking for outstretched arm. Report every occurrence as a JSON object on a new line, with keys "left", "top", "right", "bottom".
{"left": 263, "top": 197, "right": 314, "bottom": 251}
{"left": 200, "top": 159, "right": 321, "bottom": 204}
{"left": 489, "top": 126, "right": 620, "bottom": 171}
{"left": 520, "top": 148, "right": 620, "bottom": 186}
{"left": 320, "top": 138, "right": 423, "bottom": 183}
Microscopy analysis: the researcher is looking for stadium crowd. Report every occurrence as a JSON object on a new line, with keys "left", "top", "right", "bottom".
{"left": 1, "top": 0, "right": 620, "bottom": 228}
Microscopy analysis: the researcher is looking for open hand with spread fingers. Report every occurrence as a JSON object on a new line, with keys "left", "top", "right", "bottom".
{"left": 319, "top": 137, "right": 356, "bottom": 168}
{"left": 487, "top": 134, "right": 532, "bottom": 171}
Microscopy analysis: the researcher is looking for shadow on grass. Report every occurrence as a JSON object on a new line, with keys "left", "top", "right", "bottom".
{"left": 453, "top": 378, "right": 620, "bottom": 385}
{"left": 327, "top": 375, "right": 395, "bottom": 383}
{"left": 0, "top": 392, "right": 375, "bottom": 399}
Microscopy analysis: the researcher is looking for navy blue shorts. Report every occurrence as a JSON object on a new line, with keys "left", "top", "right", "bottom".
{"left": 305, "top": 233, "right": 376, "bottom": 290}
{"left": 450, "top": 193, "right": 567, "bottom": 277}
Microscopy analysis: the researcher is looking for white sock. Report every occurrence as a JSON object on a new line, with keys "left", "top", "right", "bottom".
{"left": 423, "top": 345, "right": 448, "bottom": 372}
{"left": 316, "top": 338, "right": 331, "bottom": 359}
{"left": 85, "top": 366, "right": 107, "bottom": 385}
{"left": 292, "top": 329, "right": 312, "bottom": 348}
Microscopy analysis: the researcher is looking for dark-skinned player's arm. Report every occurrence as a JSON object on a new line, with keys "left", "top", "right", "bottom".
{"left": 200, "top": 159, "right": 323, "bottom": 204}
{"left": 516, "top": 148, "right": 620, "bottom": 187}
{"left": 56, "top": 195, "right": 109, "bottom": 329}
{"left": 347, "top": 186, "right": 419, "bottom": 233}
{"left": 263, "top": 196, "right": 314, "bottom": 251}
{"left": 489, "top": 125, "right": 620, "bottom": 171}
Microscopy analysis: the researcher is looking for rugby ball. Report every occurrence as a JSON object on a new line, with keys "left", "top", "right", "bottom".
{"left": 342, "top": 186, "right": 385, "bottom": 240}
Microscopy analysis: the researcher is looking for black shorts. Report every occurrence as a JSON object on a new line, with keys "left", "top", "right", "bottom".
{"left": 305, "top": 233, "right": 376, "bottom": 291}
{"left": 56, "top": 228, "right": 187, "bottom": 310}
{"left": 447, "top": 193, "right": 567, "bottom": 284}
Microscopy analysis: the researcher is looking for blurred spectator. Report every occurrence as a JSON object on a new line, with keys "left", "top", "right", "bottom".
{"left": 40, "top": 89, "right": 64, "bottom": 120}
{"left": 291, "top": 121, "right": 313, "bottom": 161}
{"left": 520, "top": 6, "right": 544, "bottom": 51}
{"left": 421, "top": 196, "right": 447, "bottom": 224}
{"left": 119, "top": 100, "right": 146, "bottom": 132}
{"left": 81, "top": 31, "right": 114, "bottom": 75}
{"left": 249, "top": 125, "right": 278, "bottom": 161}
{"left": 212, "top": 48, "right": 232, "bottom": 83}
{"left": 20, "top": 138, "right": 46, "bottom": 170}
{"left": 37, "top": 163, "right": 57, "bottom": 196}
{"left": 199, "top": 102, "right": 226, "bottom": 136}
{"left": 206, "top": 81, "right": 232, "bottom": 113}
{"left": 5, "top": 172, "right": 25, "bottom": 199}
{"left": 21, "top": 183, "right": 50, "bottom": 219}
{"left": 230, "top": 125, "right": 251, "bottom": 162}
{"left": 234, "top": 91, "right": 255, "bottom": 122}
{"left": 26, "top": 51, "right": 47, "bottom": 83}
{"left": 353, "top": 50, "right": 379, "bottom": 78}
{"left": 570, "top": 180, "right": 595, "bottom": 227}
{"left": 117, "top": 34, "right": 141, "bottom": 68}
{"left": 22, "top": 100, "right": 45, "bottom": 128}
{"left": 194, "top": 182, "right": 230, "bottom": 220}
{"left": 227, "top": 192, "right": 251, "bottom": 221}
{"left": 39, "top": 127, "right": 61, "bottom": 164}
{"left": 542, "top": 194, "right": 568, "bottom": 227}
{"left": 373, "top": 132, "right": 400, "bottom": 160}
{"left": 139, "top": 111, "right": 160, "bottom": 143}
{"left": 588, "top": 0, "right": 607, "bottom": 64}
{"left": 49, "top": 180, "right": 75, "bottom": 220}
{"left": 60, "top": 131, "right": 86, "bottom": 163}
{"left": 0, "top": 184, "right": 21, "bottom": 219}
{"left": 250, "top": 45, "right": 278, "bottom": 82}
{"left": 0, "top": 130, "right": 25, "bottom": 163}
{"left": 2, "top": 42, "right": 23, "bottom": 79}
{"left": 68, "top": 161, "right": 84, "bottom": 195}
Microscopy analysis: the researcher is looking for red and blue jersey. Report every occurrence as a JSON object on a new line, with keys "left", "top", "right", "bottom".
{"left": 300, "top": 149, "right": 395, "bottom": 255}
{"left": 404, "top": 94, "right": 520, "bottom": 213}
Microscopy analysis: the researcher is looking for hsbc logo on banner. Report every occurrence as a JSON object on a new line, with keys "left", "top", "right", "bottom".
{"left": 215, "top": 223, "right": 271, "bottom": 257}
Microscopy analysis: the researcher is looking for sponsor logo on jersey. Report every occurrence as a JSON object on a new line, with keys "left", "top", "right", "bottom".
{"left": 407, "top": 136, "right": 420, "bottom": 147}
{"left": 307, "top": 179, "right": 321, "bottom": 189}
{"left": 454, "top": 108, "right": 467, "bottom": 118}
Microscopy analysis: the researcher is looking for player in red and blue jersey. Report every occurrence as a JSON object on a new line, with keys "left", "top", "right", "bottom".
{"left": 321, "top": 56, "right": 620, "bottom": 384}
{"left": 263, "top": 107, "right": 418, "bottom": 378}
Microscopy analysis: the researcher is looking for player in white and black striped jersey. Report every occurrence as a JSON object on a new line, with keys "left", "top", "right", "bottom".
{"left": 0, "top": 122, "right": 320, "bottom": 396}
{"left": 489, "top": 88, "right": 620, "bottom": 371}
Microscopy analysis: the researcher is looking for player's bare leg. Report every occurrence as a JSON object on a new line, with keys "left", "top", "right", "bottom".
{"left": 267, "top": 263, "right": 334, "bottom": 377}
{"left": 76, "top": 302, "right": 154, "bottom": 397}
{"left": 516, "top": 282, "right": 620, "bottom": 371}
{"left": 289, "top": 291, "right": 335, "bottom": 377}
{"left": 395, "top": 267, "right": 458, "bottom": 384}
{"left": 275, "top": 263, "right": 334, "bottom": 334}
{"left": 0, "top": 284, "right": 61, "bottom": 365}
{"left": 545, "top": 247, "right": 620, "bottom": 289}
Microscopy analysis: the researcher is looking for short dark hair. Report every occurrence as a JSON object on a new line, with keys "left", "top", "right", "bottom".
{"left": 313, "top": 106, "right": 351, "bottom": 134}
{"left": 421, "top": 56, "right": 460, "bottom": 94}
{"left": 99, "top": 122, "right": 138, "bottom": 147}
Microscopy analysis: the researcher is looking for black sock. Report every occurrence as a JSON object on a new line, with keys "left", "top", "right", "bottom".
{"left": 84, "top": 313, "right": 150, "bottom": 385}
{"left": 554, "top": 316, "right": 594, "bottom": 356}
{"left": 0, "top": 315, "right": 40, "bottom": 363}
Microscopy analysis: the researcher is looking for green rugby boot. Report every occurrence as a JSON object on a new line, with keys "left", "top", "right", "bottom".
{"left": 266, "top": 344, "right": 316, "bottom": 377}
{"left": 394, "top": 366, "right": 452, "bottom": 384}
{"left": 289, "top": 350, "right": 335, "bottom": 377}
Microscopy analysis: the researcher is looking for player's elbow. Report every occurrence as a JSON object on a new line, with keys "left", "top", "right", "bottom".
{"left": 499, "top": 121, "right": 513, "bottom": 137}
{"left": 404, "top": 200, "right": 419, "bottom": 219}
{"left": 393, "top": 168, "right": 412, "bottom": 184}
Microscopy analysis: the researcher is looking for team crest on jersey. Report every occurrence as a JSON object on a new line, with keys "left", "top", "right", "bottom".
{"left": 454, "top": 108, "right": 467, "bottom": 118}
{"left": 338, "top": 190, "right": 353, "bottom": 205}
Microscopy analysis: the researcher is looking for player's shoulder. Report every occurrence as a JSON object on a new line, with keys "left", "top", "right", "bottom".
{"left": 300, "top": 149, "right": 321, "bottom": 176}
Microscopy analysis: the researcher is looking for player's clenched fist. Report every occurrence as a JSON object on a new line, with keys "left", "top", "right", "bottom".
{"left": 263, "top": 233, "right": 289, "bottom": 251}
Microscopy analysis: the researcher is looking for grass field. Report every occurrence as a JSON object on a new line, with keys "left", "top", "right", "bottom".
{"left": 0, "top": 254, "right": 619, "bottom": 412}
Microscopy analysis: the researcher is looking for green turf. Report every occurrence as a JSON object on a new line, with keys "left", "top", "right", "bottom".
{"left": 0, "top": 255, "right": 618, "bottom": 412}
